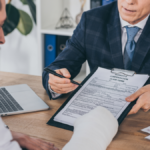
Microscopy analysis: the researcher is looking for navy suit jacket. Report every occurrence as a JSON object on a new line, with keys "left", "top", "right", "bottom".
{"left": 42, "top": 1, "right": 150, "bottom": 99}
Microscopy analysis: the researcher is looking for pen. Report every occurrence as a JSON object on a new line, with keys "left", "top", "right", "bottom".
{"left": 44, "top": 68, "right": 82, "bottom": 86}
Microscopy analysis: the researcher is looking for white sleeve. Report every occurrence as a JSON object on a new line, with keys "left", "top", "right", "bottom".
{"left": 48, "top": 84, "right": 61, "bottom": 99}
{"left": 0, "top": 117, "right": 21, "bottom": 150}
{"left": 63, "top": 106, "right": 119, "bottom": 150}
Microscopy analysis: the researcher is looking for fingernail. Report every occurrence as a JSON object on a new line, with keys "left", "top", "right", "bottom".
{"left": 126, "top": 97, "right": 130, "bottom": 101}
{"left": 65, "top": 74, "right": 69, "bottom": 77}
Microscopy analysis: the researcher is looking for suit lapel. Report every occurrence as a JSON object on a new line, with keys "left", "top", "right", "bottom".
{"left": 107, "top": 4, "right": 124, "bottom": 69}
{"left": 132, "top": 16, "right": 150, "bottom": 73}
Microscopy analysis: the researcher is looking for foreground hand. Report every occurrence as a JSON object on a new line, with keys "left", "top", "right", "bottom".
{"left": 48, "top": 68, "right": 78, "bottom": 94}
{"left": 126, "top": 85, "right": 150, "bottom": 115}
{"left": 11, "top": 131, "right": 59, "bottom": 150}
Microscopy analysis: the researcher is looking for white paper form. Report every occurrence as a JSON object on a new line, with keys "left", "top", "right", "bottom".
{"left": 54, "top": 67, "right": 149, "bottom": 126}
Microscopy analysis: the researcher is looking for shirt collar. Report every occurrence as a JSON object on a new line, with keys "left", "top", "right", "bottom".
{"left": 119, "top": 14, "right": 149, "bottom": 30}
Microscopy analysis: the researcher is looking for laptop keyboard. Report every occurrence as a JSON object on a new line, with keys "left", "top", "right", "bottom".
{"left": 0, "top": 88, "right": 23, "bottom": 113}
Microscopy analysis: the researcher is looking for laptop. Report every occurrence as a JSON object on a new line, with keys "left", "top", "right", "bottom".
{"left": 0, "top": 84, "right": 49, "bottom": 116}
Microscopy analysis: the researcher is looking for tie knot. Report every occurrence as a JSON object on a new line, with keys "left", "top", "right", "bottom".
{"left": 125, "top": 26, "right": 140, "bottom": 41}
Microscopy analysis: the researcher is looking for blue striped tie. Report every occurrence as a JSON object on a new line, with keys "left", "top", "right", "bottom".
{"left": 124, "top": 26, "right": 140, "bottom": 70}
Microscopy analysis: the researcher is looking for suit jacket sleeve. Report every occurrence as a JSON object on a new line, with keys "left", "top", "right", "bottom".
{"left": 42, "top": 12, "right": 87, "bottom": 100}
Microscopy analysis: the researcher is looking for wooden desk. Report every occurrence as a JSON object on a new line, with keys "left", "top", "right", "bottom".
{"left": 1, "top": 71, "right": 150, "bottom": 150}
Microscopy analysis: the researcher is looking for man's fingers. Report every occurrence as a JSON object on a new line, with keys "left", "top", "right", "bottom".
{"left": 128, "top": 105, "right": 139, "bottom": 115}
{"left": 126, "top": 90, "right": 144, "bottom": 102}
{"left": 55, "top": 69, "right": 63, "bottom": 75}
{"left": 126, "top": 90, "right": 150, "bottom": 115}
{"left": 48, "top": 68, "right": 74, "bottom": 94}
{"left": 51, "top": 82, "right": 77, "bottom": 89}
{"left": 126, "top": 85, "right": 150, "bottom": 102}
{"left": 49, "top": 74, "right": 70, "bottom": 84}
{"left": 58, "top": 68, "right": 71, "bottom": 78}
{"left": 50, "top": 82, "right": 77, "bottom": 91}
{"left": 128, "top": 98, "right": 144, "bottom": 115}
{"left": 141, "top": 104, "right": 150, "bottom": 112}
{"left": 63, "top": 86, "right": 78, "bottom": 93}
{"left": 51, "top": 85, "right": 78, "bottom": 94}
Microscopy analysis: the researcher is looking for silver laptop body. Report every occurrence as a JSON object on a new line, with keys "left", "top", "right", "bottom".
{"left": 0, "top": 84, "right": 49, "bottom": 116}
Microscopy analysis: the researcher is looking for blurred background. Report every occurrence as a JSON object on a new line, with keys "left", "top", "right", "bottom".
{"left": 1, "top": 0, "right": 116, "bottom": 81}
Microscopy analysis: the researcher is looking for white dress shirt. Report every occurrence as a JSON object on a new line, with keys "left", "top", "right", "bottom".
{"left": 0, "top": 117, "right": 21, "bottom": 150}
{"left": 49, "top": 15, "right": 149, "bottom": 99}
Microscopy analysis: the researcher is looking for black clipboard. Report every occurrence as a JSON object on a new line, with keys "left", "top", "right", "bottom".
{"left": 47, "top": 67, "right": 149, "bottom": 131}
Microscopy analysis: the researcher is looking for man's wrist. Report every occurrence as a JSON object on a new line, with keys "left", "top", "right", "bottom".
{"left": 48, "top": 84, "right": 57, "bottom": 94}
{"left": 48, "top": 84, "right": 61, "bottom": 99}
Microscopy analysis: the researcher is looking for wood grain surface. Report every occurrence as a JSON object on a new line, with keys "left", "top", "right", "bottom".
{"left": 1, "top": 71, "right": 150, "bottom": 150}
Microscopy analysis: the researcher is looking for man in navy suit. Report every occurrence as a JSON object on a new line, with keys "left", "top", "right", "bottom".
{"left": 43, "top": 0, "right": 150, "bottom": 115}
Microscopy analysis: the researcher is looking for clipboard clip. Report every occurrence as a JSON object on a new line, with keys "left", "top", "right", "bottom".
{"left": 111, "top": 68, "right": 135, "bottom": 76}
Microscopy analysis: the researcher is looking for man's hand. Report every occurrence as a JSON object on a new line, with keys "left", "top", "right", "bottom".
{"left": 48, "top": 68, "right": 78, "bottom": 94}
{"left": 11, "top": 131, "right": 59, "bottom": 150}
{"left": 126, "top": 85, "right": 150, "bottom": 115}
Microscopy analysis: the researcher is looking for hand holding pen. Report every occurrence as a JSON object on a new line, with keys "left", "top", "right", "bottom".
{"left": 45, "top": 68, "right": 80, "bottom": 94}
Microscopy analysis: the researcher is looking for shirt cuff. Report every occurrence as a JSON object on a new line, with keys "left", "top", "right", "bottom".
{"left": 48, "top": 84, "right": 61, "bottom": 99}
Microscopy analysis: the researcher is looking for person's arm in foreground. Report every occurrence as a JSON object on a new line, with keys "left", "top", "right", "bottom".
{"left": 11, "top": 131, "right": 59, "bottom": 150}
{"left": 63, "top": 106, "right": 119, "bottom": 150}
{"left": 0, "top": 117, "right": 58, "bottom": 150}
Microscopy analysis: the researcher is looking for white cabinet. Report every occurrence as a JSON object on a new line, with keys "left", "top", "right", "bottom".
{"left": 37, "top": 0, "right": 91, "bottom": 80}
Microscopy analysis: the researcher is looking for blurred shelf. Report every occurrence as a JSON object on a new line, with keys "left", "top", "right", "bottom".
{"left": 41, "top": 25, "right": 76, "bottom": 36}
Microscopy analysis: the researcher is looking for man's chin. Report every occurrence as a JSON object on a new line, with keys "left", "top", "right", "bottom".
{"left": 120, "top": 14, "right": 136, "bottom": 24}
